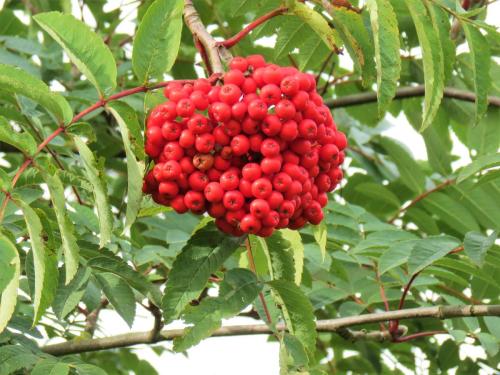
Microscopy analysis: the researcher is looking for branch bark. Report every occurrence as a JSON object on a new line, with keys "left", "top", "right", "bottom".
{"left": 183, "top": 0, "right": 230, "bottom": 73}
{"left": 42, "top": 304, "right": 500, "bottom": 356}
{"left": 325, "top": 85, "right": 500, "bottom": 108}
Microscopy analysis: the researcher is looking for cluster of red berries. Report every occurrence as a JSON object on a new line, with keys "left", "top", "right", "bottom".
{"left": 142, "top": 55, "right": 347, "bottom": 237}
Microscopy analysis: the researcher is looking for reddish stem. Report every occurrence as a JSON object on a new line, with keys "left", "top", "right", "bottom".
{"left": 0, "top": 76, "right": 220, "bottom": 223}
{"left": 388, "top": 179, "right": 455, "bottom": 223}
{"left": 219, "top": 7, "right": 287, "bottom": 48}
{"left": 393, "top": 330, "right": 448, "bottom": 343}
{"left": 390, "top": 244, "right": 464, "bottom": 334}
{"left": 194, "top": 36, "right": 213, "bottom": 75}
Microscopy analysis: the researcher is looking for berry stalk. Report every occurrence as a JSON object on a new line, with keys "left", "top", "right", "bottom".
{"left": 219, "top": 7, "right": 288, "bottom": 49}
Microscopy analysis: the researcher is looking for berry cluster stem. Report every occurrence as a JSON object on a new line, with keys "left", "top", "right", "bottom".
{"left": 219, "top": 7, "right": 288, "bottom": 49}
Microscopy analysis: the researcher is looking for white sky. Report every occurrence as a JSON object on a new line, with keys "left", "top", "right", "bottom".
{"left": 0, "top": 0, "right": 498, "bottom": 373}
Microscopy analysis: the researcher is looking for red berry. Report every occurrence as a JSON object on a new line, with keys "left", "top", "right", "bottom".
{"left": 260, "top": 138, "right": 280, "bottom": 157}
{"left": 195, "top": 133, "right": 215, "bottom": 153}
{"left": 261, "top": 157, "right": 281, "bottom": 174}
{"left": 219, "top": 84, "right": 242, "bottom": 104}
{"left": 251, "top": 178, "right": 273, "bottom": 199}
{"left": 250, "top": 199, "right": 270, "bottom": 219}
{"left": 179, "top": 129, "right": 195, "bottom": 148}
{"left": 223, "top": 190, "right": 245, "bottom": 211}
{"left": 242, "top": 163, "right": 262, "bottom": 181}
{"left": 171, "top": 195, "right": 188, "bottom": 213}
{"left": 246, "top": 54, "right": 266, "bottom": 69}
{"left": 190, "top": 90, "right": 209, "bottom": 110}
{"left": 163, "top": 142, "right": 184, "bottom": 160}
{"left": 275, "top": 100, "right": 296, "bottom": 120}
{"left": 184, "top": 190, "right": 205, "bottom": 211}
{"left": 220, "top": 170, "right": 240, "bottom": 191}
{"left": 260, "top": 84, "right": 281, "bottom": 105}
{"left": 204, "top": 182, "right": 224, "bottom": 202}
{"left": 240, "top": 214, "right": 262, "bottom": 234}
{"left": 280, "top": 75, "right": 300, "bottom": 96}
{"left": 262, "top": 115, "right": 282, "bottom": 136}
{"left": 247, "top": 99, "right": 268, "bottom": 120}
{"left": 161, "top": 121, "right": 181, "bottom": 141}
{"left": 272, "top": 172, "right": 292, "bottom": 192}
{"left": 224, "top": 70, "right": 245, "bottom": 86}
{"left": 279, "top": 120, "right": 299, "bottom": 141}
{"left": 187, "top": 114, "right": 210, "bottom": 134}
{"left": 211, "top": 102, "right": 232, "bottom": 122}
{"left": 229, "top": 56, "right": 249, "bottom": 72}
{"left": 193, "top": 78, "right": 212, "bottom": 93}
{"left": 176, "top": 98, "right": 195, "bottom": 117}
{"left": 159, "top": 181, "right": 179, "bottom": 198}
{"left": 299, "top": 119, "right": 318, "bottom": 140}
{"left": 147, "top": 126, "right": 164, "bottom": 145}
{"left": 262, "top": 210, "right": 280, "bottom": 227}
{"left": 230, "top": 134, "right": 250, "bottom": 156}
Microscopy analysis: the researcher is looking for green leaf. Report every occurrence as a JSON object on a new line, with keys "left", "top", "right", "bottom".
{"left": 0, "top": 234, "right": 19, "bottom": 333}
{"left": 291, "top": 3, "right": 342, "bottom": 52}
{"left": 457, "top": 154, "right": 500, "bottom": 183}
{"left": 427, "top": 4, "right": 454, "bottom": 83}
{"left": 0, "top": 345, "right": 38, "bottom": 374}
{"left": 269, "top": 280, "right": 316, "bottom": 356}
{"left": 162, "top": 224, "right": 243, "bottom": 323}
{"left": 87, "top": 255, "right": 161, "bottom": 305}
{"left": 74, "top": 137, "right": 113, "bottom": 248}
{"left": 281, "top": 229, "right": 305, "bottom": 285}
{"left": 438, "top": 340, "right": 459, "bottom": 371}
{"left": 74, "top": 363, "right": 109, "bottom": 375}
{"left": 366, "top": 0, "right": 401, "bottom": 115}
{"left": 265, "top": 231, "right": 296, "bottom": 282}
{"left": 32, "top": 359, "right": 70, "bottom": 375}
{"left": 0, "top": 116, "right": 37, "bottom": 156}
{"left": 464, "top": 231, "right": 497, "bottom": 267}
{"left": 379, "top": 239, "right": 418, "bottom": 275}
{"left": 173, "top": 269, "right": 261, "bottom": 351}
{"left": 379, "top": 137, "right": 425, "bottom": 193}
{"left": 462, "top": 22, "right": 491, "bottom": 123}
{"left": 39, "top": 168, "right": 79, "bottom": 284}
{"left": 484, "top": 316, "right": 500, "bottom": 338}
{"left": 467, "top": 107, "right": 500, "bottom": 157}
{"left": 408, "top": 235, "right": 461, "bottom": 275}
{"left": 0, "top": 64, "right": 72, "bottom": 124}
{"left": 0, "top": 236, "right": 16, "bottom": 295}
{"left": 132, "top": 0, "right": 183, "bottom": 82}
{"left": 106, "top": 102, "right": 145, "bottom": 231}
{"left": 52, "top": 266, "right": 91, "bottom": 319}
{"left": 95, "top": 272, "right": 136, "bottom": 327}
{"left": 331, "top": 8, "right": 375, "bottom": 87}
{"left": 422, "top": 192, "right": 480, "bottom": 235}
{"left": 274, "top": 16, "right": 311, "bottom": 61}
{"left": 404, "top": 0, "right": 444, "bottom": 131}
{"left": 19, "top": 201, "right": 57, "bottom": 325}
{"left": 311, "top": 222, "right": 327, "bottom": 261}
{"left": 34, "top": 12, "right": 117, "bottom": 96}
{"left": 477, "top": 332, "right": 499, "bottom": 357}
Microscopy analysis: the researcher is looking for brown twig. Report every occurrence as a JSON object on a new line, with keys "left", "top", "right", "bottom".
{"left": 325, "top": 85, "right": 500, "bottom": 109}
{"left": 183, "top": 0, "right": 230, "bottom": 73}
{"left": 388, "top": 179, "right": 456, "bottom": 223}
{"left": 41, "top": 304, "right": 500, "bottom": 355}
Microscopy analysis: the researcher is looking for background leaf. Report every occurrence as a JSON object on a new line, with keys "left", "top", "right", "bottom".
{"left": 132, "top": 0, "right": 184, "bottom": 82}
{"left": 34, "top": 12, "right": 117, "bottom": 96}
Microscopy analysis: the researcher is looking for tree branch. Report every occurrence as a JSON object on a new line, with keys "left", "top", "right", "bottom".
{"left": 325, "top": 85, "right": 500, "bottom": 108}
{"left": 183, "top": 0, "right": 230, "bottom": 73}
{"left": 41, "top": 304, "right": 500, "bottom": 356}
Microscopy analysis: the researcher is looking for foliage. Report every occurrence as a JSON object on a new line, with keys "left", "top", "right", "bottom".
{"left": 0, "top": 0, "right": 499, "bottom": 374}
